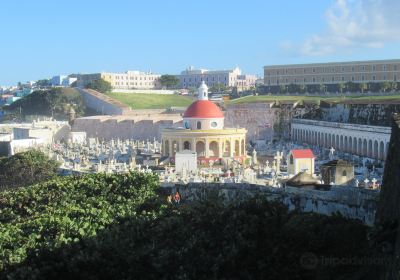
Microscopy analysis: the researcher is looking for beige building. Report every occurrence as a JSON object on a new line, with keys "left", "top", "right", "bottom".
{"left": 264, "top": 59, "right": 400, "bottom": 86}
{"left": 162, "top": 82, "right": 247, "bottom": 165}
{"left": 77, "top": 71, "right": 161, "bottom": 90}
{"left": 177, "top": 66, "right": 256, "bottom": 91}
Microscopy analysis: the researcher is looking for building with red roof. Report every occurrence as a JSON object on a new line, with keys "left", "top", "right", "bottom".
{"left": 161, "top": 81, "right": 247, "bottom": 165}
{"left": 287, "top": 149, "right": 315, "bottom": 176}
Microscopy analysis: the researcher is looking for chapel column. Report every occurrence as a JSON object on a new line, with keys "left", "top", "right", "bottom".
{"left": 205, "top": 138, "right": 209, "bottom": 158}
{"left": 229, "top": 137, "right": 234, "bottom": 157}
{"left": 218, "top": 138, "right": 223, "bottom": 158}
{"left": 191, "top": 138, "right": 196, "bottom": 152}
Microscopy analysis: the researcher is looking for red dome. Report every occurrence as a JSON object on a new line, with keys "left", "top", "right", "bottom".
{"left": 183, "top": 100, "right": 224, "bottom": 118}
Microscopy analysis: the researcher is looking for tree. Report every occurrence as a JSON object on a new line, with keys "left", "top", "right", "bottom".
{"left": 7, "top": 88, "right": 85, "bottom": 119}
{"left": 380, "top": 81, "right": 391, "bottom": 93}
{"left": 0, "top": 150, "right": 60, "bottom": 191}
{"left": 36, "top": 79, "right": 51, "bottom": 87}
{"left": 287, "top": 83, "right": 299, "bottom": 94}
{"left": 85, "top": 78, "right": 112, "bottom": 93}
{"left": 319, "top": 84, "right": 327, "bottom": 94}
{"left": 159, "top": 75, "right": 180, "bottom": 89}
{"left": 299, "top": 84, "right": 307, "bottom": 94}
{"left": 390, "top": 82, "right": 398, "bottom": 92}
{"left": 209, "top": 83, "right": 228, "bottom": 93}
{"left": 338, "top": 83, "right": 345, "bottom": 94}
{"left": 360, "top": 83, "right": 368, "bottom": 94}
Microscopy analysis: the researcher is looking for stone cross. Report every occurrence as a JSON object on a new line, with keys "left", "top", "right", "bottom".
{"left": 364, "top": 178, "right": 370, "bottom": 188}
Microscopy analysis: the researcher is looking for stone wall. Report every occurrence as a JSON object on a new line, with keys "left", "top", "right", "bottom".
{"left": 78, "top": 88, "right": 132, "bottom": 115}
{"left": 303, "top": 103, "right": 400, "bottom": 126}
{"left": 169, "top": 183, "right": 379, "bottom": 226}
{"left": 224, "top": 103, "right": 315, "bottom": 140}
{"left": 72, "top": 115, "right": 182, "bottom": 141}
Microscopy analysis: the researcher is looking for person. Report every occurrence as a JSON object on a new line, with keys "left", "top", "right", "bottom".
{"left": 174, "top": 191, "right": 181, "bottom": 204}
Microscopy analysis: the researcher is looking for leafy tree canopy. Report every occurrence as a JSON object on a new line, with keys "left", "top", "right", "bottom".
{"left": 85, "top": 78, "right": 112, "bottom": 93}
{"left": 209, "top": 83, "right": 228, "bottom": 93}
{"left": 35, "top": 79, "right": 50, "bottom": 87}
{"left": 7, "top": 88, "right": 85, "bottom": 119}
{"left": 0, "top": 150, "right": 59, "bottom": 191}
{"left": 159, "top": 75, "right": 180, "bottom": 89}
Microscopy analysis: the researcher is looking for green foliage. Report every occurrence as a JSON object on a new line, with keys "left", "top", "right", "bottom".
{"left": 85, "top": 78, "right": 112, "bottom": 93}
{"left": 0, "top": 150, "right": 60, "bottom": 191}
{"left": 2, "top": 194, "right": 370, "bottom": 279}
{"left": 159, "top": 75, "right": 180, "bottom": 89}
{"left": 7, "top": 88, "right": 85, "bottom": 119}
{"left": 209, "top": 83, "right": 228, "bottom": 93}
{"left": 0, "top": 171, "right": 159, "bottom": 274}
{"left": 106, "top": 92, "right": 193, "bottom": 109}
{"left": 35, "top": 79, "right": 50, "bottom": 87}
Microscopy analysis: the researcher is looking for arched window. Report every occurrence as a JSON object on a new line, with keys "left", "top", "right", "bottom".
{"left": 197, "top": 121, "right": 201, "bottom": 129}
{"left": 342, "top": 170, "right": 347, "bottom": 177}
{"left": 290, "top": 155, "right": 294, "bottom": 164}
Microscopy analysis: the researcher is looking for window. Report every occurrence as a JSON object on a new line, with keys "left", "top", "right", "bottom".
{"left": 211, "top": 121, "right": 217, "bottom": 128}
{"left": 342, "top": 170, "right": 347, "bottom": 177}
{"left": 351, "top": 66, "right": 354, "bottom": 71}
{"left": 362, "top": 66, "right": 365, "bottom": 71}
{"left": 373, "top": 65, "right": 376, "bottom": 71}
{"left": 197, "top": 121, "right": 201, "bottom": 129}
{"left": 290, "top": 155, "right": 293, "bottom": 164}
{"left": 373, "top": 75, "right": 376, "bottom": 80}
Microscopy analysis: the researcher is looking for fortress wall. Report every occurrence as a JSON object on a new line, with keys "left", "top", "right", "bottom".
{"left": 169, "top": 183, "right": 379, "bottom": 226}
{"left": 78, "top": 88, "right": 132, "bottom": 115}
{"left": 72, "top": 115, "right": 182, "bottom": 141}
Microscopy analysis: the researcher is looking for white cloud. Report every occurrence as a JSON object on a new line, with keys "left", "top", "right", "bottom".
{"left": 285, "top": 0, "right": 400, "bottom": 56}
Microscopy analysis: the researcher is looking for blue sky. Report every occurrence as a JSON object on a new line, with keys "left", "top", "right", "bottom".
{"left": 1, "top": 0, "right": 400, "bottom": 85}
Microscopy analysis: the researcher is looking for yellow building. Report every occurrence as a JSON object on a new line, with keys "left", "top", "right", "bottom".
{"left": 77, "top": 71, "right": 160, "bottom": 90}
{"left": 287, "top": 149, "right": 315, "bottom": 176}
{"left": 161, "top": 82, "right": 247, "bottom": 165}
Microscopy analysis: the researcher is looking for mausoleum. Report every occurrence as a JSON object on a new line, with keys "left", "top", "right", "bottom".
{"left": 161, "top": 82, "right": 247, "bottom": 165}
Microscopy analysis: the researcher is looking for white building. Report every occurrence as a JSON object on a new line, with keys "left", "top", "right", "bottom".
{"left": 177, "top": 66, "right": 256, "bottom": 91}
{"left": 51, "top": 75, "right": 77, "bottom": 87}
{"left": 291, "top": 119, "right": 391, "bottom": 160}
{"left": 287, "top": 149, "right": 315, "bottom": 176}
{"left": 175, "top": 150, "right": 198, "bottom": 174}
{"left": 77, "top": 71, "right": 161, "bottom": 90}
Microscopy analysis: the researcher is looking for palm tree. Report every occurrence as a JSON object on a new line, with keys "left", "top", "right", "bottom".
{"left": 360, "top": 83, "right": 368, "bottom": 94}
{"left": 338, "top": 83, "right": 345, "bottom": 94}
{"left": 380, "top": 81, "right": 391, "bottom": 93}
{"left": 390, "top": 82, "right": 398, "bottom": 92}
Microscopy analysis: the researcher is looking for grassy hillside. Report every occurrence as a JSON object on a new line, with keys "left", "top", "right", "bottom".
{"left": 106, "top": 92, "right": 193, "bottom": 109}
{"left": 227, "top": 93, "right": 400, "bottom": 105}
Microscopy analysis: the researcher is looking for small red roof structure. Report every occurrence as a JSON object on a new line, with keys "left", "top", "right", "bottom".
{"left": 183, "top": 100, "right": 224, "bottom": 118}
{"left": 290, "top": 149, "right": 315, "bottom": 159}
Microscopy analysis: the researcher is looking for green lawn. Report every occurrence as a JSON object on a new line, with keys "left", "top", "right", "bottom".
{"left": 106, "top": 92, "right": 193, "bottom": 109}
{"left": 227, "top": 93, "right": 400, "bottom": 105}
